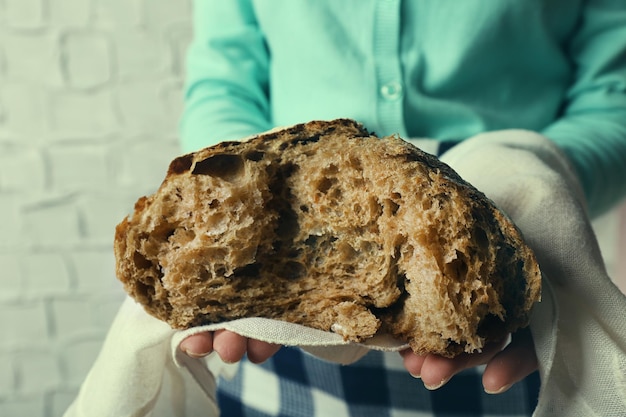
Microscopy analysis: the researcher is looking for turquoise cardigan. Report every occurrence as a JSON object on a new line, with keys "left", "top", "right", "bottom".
{"left": 180, "top": 0, "right": 626, "bottom": 216}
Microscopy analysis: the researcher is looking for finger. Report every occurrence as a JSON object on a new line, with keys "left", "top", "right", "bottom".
{"left": 420, "top": 338, "right": 508, "bottom": 390}
{"left": 246, "top": 339, "right": 282, "bottom": 364}
{"left": 213, "top": 330, "right": 248, "bottom": 363}
{"left": 483, "top": 328, "right": 538, "bottom": 394}
{"left": 180, "top": 332, "right": 214, "bottom": 358}
{"left": 400, "top": 349, "right": 427, "bottom": 378}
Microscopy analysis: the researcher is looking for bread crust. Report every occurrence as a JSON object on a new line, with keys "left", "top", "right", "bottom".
{"left": 114, "top": 119, "right": 541, "bottom": 357}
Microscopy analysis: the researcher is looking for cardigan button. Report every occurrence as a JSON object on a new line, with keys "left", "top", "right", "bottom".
{"left": 380, "top": 81, "right": 403, "bottom": 101}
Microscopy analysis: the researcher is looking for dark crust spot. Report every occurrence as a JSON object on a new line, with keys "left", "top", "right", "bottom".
{"left": 290, "top": 134, "right": 321, "bottom": 146}
{"left": 261, "top": 119, "right": 371, "bottom": 149}
{"left": 168, "top": 154, "right": 194, "bottom": 175}
{"left": 279, "top": 135, "right": 322, "bottom": 150}
{"left": 216, "top": 140, "right": 243, "bottom": 149}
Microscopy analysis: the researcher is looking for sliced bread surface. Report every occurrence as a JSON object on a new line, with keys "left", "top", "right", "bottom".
{"left": 114, "top": 119, "right": 541, "bottom": 357}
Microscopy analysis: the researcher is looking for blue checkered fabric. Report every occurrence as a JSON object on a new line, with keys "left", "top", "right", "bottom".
{"left": 216, "top": 347, "right": 540, "bottom": 417}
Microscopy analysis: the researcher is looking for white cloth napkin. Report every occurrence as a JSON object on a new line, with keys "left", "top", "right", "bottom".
{"left": 63, "top": 297, "right": 409, "bottom": 417}
{"left": 64, "top": 131, "right": 626, "bottom": 417}
{"left": 63, "top": 296, "right": 220, "bottom": 417}
{"left": 440, "top": 130, "right": 626, "bottom": 416}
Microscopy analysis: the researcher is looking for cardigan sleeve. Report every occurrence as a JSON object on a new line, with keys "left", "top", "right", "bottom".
{"left": 179, "top": 0, "right": 272, "bottom": 153}
{"left": 541, "top": 0, "right": 626, "bottom": 216}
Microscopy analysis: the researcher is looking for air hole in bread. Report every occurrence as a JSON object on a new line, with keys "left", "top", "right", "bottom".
{"left": 233, "top": 263, "right": 261, "bottom": 277}
{"left": 336, "top": 241, "right": 358, "bottom": 261}
{"left": 382, "top": 198, "right": 400, "bottom": 216}
{"left": 316, "top": 177, "right": 335, "bottom": 194}
{"left": 324, "top": 164, "right": 339, "bottom": 174}
{"left": 395, "top": 273, "right": 407, "bottom": 292}
{"left": 171, "top": 229, "right": 196, "bottom": 246}
{"left": 133, "top": 251, "right": 153, "bottom": 269}
{"left": 197, "top": 270, "right": 211, "bottom": 282}
{"left": 192, "top": 154, "right": 244, "bottom": 181}
{"left": 135, "top": 279, "right": 155, "bottom": 299}
{"left": 151, "top": 223, "right": 177, "bottom": 242}
{"left": 280, "top": 261, "right": 306, "bottom": 279}
{"left": 208, "top": 199, "right": 220, "bottom": 209}
{"left": 359, "top": 240, "right": 378, "bottom": 255}
{"left": 275, "top": 208, "right": 299, "bottom": 241}
{"left": 244, "top": 150, "right": 265, "bottom": 161}
{"left": 445, "top": 251, "right": 469, "bottom": 280}
{"left": 476, "top": 313, "right": 505, "bottom": 339}
{"left": 329, "top": 188, "right": 342, "bottom": 200}
{"left": 168, "top": 154, "right": 193, "bottom": 175}
{"left": 470, "top": 288, "right": 488, "bottom": 306}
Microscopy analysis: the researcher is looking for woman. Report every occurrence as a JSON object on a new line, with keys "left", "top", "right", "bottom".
{"left": 178, "top": 1, "right": 626, "bottom": 416}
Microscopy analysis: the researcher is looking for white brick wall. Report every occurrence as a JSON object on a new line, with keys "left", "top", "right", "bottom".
{"left": 0, "top": 1, "right": 191, "bottom": 415}
{"left": 1, "top": 2, "right": 624, "bottom": 417}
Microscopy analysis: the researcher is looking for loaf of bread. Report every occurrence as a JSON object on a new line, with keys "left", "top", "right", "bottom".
{"left": 114, "top": 119, "right": 541, "bottom": 357}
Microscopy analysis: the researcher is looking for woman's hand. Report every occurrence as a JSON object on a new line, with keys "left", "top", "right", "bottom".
{"left": 401, "top": 327, "right": 537, "bottom": 394}
{"left": 180, "top": 326, "right": 537, "bottom": 394}
{"left": 180, "top": 330, "right": 281, "bottom": 364}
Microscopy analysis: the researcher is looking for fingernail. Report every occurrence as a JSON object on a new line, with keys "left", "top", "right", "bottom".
{"left": 180, "top": 346, "right": 208, "bottom": 359}
{"left": 409, "top": 372, "right": 421, "bottom": 379}
{"left": 424, "top": 377, "right": 450, "bottom": 391}
{"left": 485, "top": 383, "right": 513, "bottom": 395}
